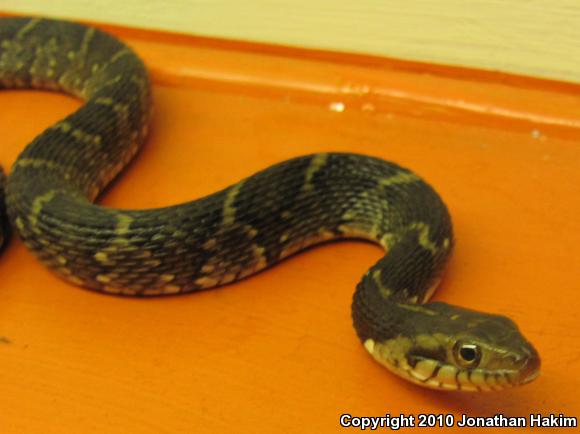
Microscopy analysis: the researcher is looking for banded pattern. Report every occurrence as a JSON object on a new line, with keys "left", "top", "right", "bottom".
{"left": 0, "top": 17, "right": 540, "bottom": 391}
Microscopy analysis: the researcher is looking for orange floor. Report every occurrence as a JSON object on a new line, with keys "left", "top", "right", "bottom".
{"left": 1, "top": 20, "right": 579, "bottom": 434}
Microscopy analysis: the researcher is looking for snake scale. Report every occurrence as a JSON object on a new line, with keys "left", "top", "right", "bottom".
{"left": 0, "top": 17, "right": 540, "bottom": 391}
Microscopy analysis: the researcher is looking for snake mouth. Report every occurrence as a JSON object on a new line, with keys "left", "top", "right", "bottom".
{"left": 518, "top": 347, "right": 541, "bottom": 385}
{"left": 522, "top": 369, "right": 540, "bottom": 384}
{"left": 404, "top": 357, "right": 541, "bottom": 392}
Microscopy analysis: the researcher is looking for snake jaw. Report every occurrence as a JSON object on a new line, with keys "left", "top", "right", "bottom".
{"left": 363, "top": 337, "right": 460, "bottom": 390}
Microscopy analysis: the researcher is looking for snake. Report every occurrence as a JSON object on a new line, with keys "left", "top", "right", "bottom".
{"left": 0, "top": 17, "right": 540, "bottom": 391}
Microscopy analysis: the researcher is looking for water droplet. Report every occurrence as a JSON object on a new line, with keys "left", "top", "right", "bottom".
{"left": 329, "top": 102, "right": 345, "bottom": 112}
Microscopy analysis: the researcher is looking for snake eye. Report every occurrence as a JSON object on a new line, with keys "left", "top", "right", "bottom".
{"left": 453, "top": 341, "right": 481, "bottom": 368}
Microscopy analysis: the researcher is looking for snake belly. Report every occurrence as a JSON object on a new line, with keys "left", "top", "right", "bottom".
{"left": 0, "top": 17, "right": 540, "bottom": 391}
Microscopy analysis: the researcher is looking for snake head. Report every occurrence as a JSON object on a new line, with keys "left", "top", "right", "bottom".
{"left": 363, "top": 302, "right": 540, "bottom": 391}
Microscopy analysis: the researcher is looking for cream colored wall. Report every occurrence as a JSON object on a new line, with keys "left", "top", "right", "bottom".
{"left": 3, "top": 0, "right": 580, "bottom": 83}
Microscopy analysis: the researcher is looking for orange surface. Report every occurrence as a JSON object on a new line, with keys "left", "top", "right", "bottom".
{"left": 1, "top": 20, "right": 579, "bottom": 434}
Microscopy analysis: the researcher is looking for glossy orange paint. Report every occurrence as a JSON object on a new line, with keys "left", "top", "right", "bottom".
{"left": 0, "top": 19, "right": 578, "bottom": 434}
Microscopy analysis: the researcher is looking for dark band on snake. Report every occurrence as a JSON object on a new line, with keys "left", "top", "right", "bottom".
{"left": 0, "top": 17, "right": 540, "bottom": 391}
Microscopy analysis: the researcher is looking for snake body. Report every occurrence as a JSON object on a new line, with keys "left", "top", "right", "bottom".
{"left": 0, "top": 17, "right": 540, "bottom": 391}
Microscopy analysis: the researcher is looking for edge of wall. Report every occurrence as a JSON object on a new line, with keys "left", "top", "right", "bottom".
{"left": 3, "top": 0, "right": 580, "bottom": 85}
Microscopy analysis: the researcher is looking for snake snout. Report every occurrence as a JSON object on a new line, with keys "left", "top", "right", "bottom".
{"left": 518, "top": 345, "right": 541, "bottom": 384}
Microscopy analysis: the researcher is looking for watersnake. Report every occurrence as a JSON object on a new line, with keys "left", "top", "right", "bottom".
{"left": 0, "top": 17, "right": 540, "bottom": 391}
